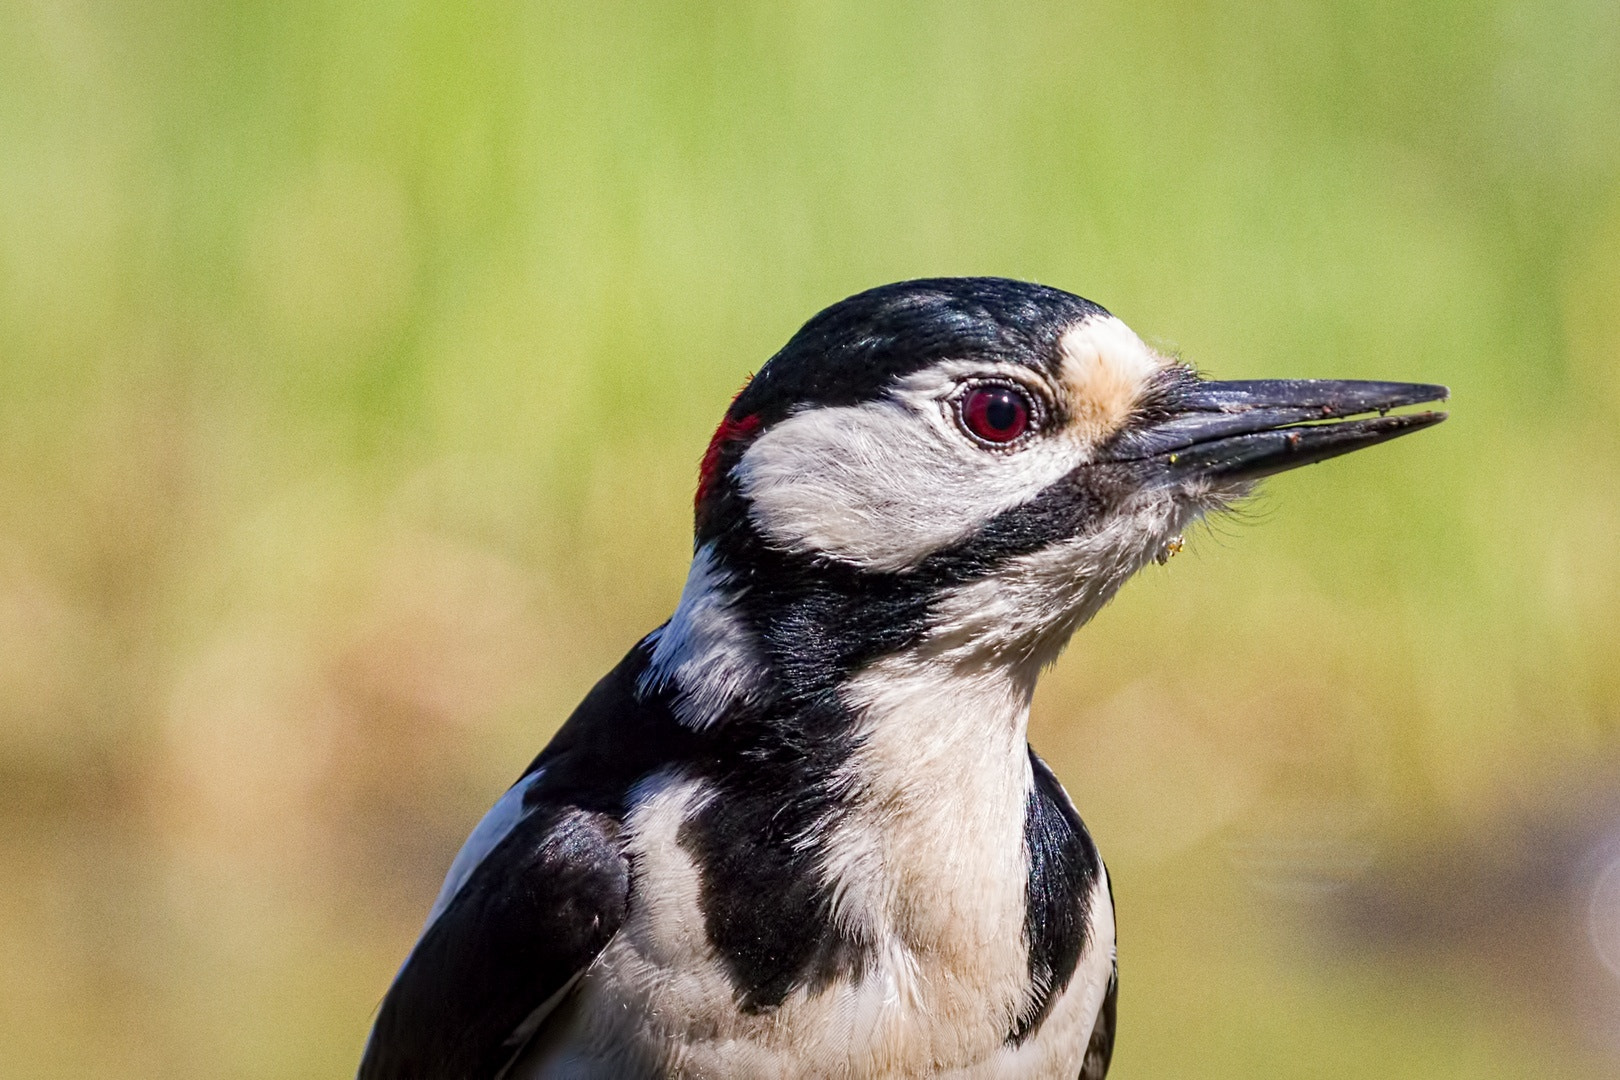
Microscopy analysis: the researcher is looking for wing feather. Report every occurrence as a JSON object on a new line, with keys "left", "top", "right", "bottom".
{"left": 358, "top": 643, "right": 693, "bottom": 1080}
{"left": 357, "top": 807, "right": 628, "bottom": 1080}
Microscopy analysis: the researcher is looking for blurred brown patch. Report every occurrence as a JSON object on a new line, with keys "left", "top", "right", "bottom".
{"left": 1318, "top": 770, "right": 1620, "bottom": 1059}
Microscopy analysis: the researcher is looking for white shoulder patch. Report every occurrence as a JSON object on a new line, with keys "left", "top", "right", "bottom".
{"left": 637, "top": 544, "right": 766, "bottom": 729}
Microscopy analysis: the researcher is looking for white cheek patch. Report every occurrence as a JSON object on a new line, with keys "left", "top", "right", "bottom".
{"left": 735, "top": 315, "right": 1172, "bottom": 573}
{"left": 735, "top": 370, "right": 1082, "bottom": 572}
{"left": 1058, "top": 315, "right": 1169, "bottom": 446}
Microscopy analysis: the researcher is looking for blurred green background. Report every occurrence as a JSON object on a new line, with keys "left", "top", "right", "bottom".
{"left": 3, "top": 0, "right": 1619, "bottom": 1076}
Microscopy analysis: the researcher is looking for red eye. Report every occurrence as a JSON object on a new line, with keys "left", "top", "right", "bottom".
{"left": 959, "top": 385, "right": 1032, "bottom": 444}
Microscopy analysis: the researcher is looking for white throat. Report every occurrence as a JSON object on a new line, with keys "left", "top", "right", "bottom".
{"left": 811, "top": 647, "right": 1039, "bottom": 1056}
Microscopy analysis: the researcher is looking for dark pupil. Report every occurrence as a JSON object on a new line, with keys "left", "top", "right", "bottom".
{"left": 983, "top": 391, "right": 1020, "bottom": 432}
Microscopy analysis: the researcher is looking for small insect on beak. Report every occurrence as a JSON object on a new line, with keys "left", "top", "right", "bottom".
{"left": 1099, "top": 379, "right": 1449, "bottom": 483}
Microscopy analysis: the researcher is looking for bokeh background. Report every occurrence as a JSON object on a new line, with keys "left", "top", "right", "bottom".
{"left": 3, "top": 1, "right": 1619, "bottom": 1076}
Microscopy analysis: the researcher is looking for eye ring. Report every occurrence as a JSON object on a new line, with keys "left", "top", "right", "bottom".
{"left": 954, "top": 381, "right": 1040, "bottom": 447}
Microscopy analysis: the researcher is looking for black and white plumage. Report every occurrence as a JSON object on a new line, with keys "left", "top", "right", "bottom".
{"left": 358, "top": 278, "right": 1446, "bottom": 1079}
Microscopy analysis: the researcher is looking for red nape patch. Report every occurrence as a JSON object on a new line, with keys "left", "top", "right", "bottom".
{"left": 695, "top": 411, "right": 761, "bottom": 511}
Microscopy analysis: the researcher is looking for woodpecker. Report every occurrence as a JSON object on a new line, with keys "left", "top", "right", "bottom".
{"left": 358, "top": 278, "right": 1447, "bottom": 1079}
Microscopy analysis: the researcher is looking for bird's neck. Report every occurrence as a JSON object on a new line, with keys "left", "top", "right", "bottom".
{"left": 820, "top": 645, "right": 1040, "bottom": 991}
{"left": 639, "top": 540, "right": 1051, "bottom": 732}
{"left": 638, "top": 542, "right": 1043, "bottom": 971}
{"left": 635, "top": 543, "right": 770, "bottom": 729}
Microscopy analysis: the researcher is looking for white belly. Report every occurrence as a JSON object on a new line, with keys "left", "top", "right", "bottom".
{"left": 508, "top": 773, "right": 1115, "bottom": 1080}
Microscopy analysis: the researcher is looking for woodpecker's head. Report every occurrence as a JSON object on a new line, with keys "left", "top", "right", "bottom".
{"left": 651, "top": 278, "right": 1446, "bottom": 724}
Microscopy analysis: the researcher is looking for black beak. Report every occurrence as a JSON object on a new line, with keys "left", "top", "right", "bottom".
{"left": 1101, "top": 379, "right": 1449, "bottom": 481}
